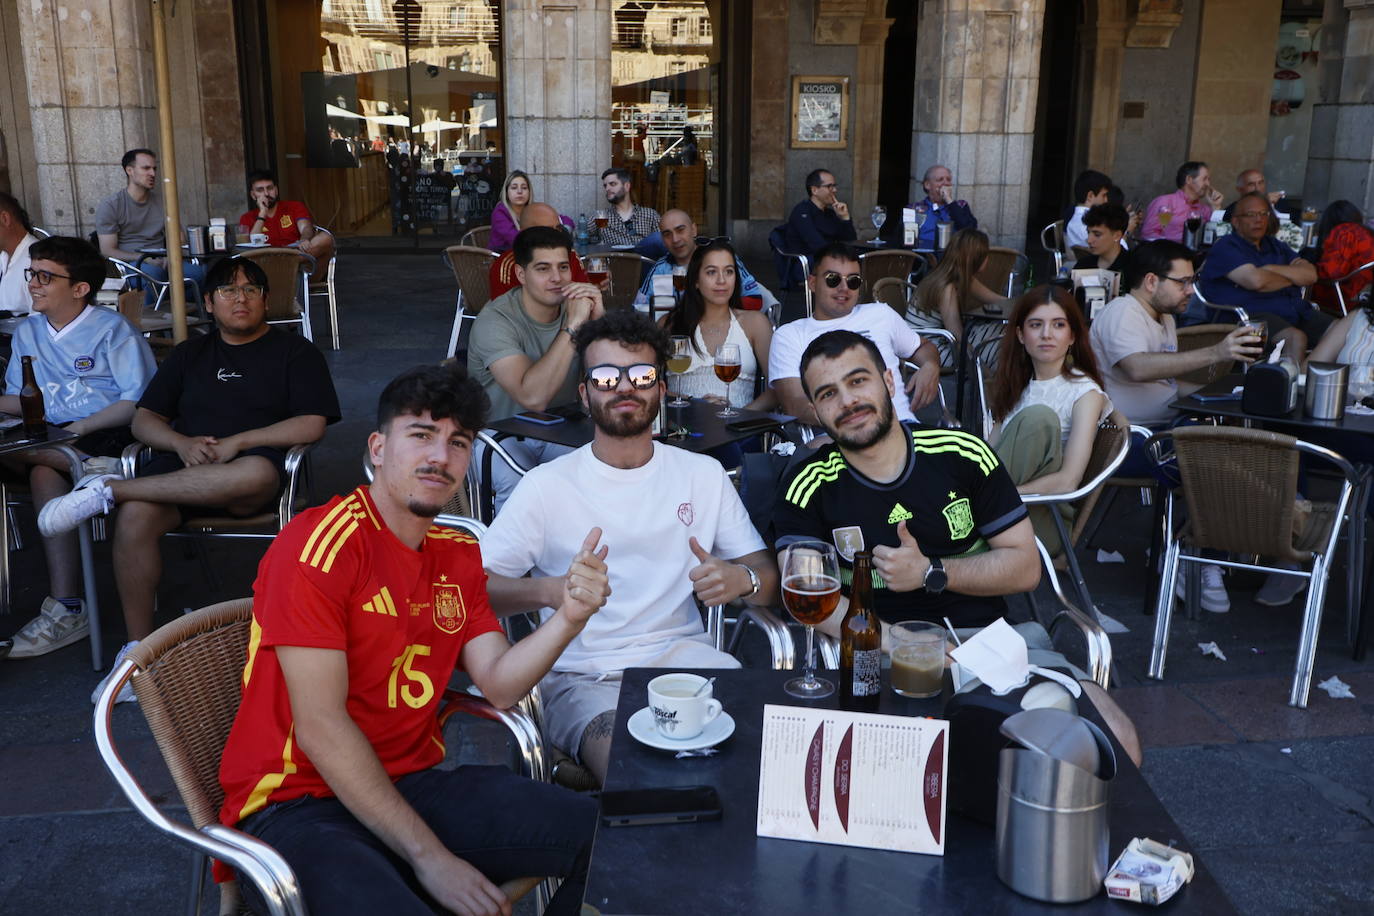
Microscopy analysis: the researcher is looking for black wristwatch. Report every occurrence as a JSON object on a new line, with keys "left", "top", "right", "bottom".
{"left": 923, "top": 556, "right": 948, "bottom": 594}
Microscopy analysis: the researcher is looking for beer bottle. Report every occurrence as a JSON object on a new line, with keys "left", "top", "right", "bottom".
{"left": 841, "top": 550, "right": 883, "bottom": 712}
{"left": 19, "top": 356, "right": 45, "bottom": 436}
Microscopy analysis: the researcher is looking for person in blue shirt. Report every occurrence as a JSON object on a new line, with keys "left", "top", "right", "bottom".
{"left": 911, "top": 164, "right": 978, "bottom": 249}
{"left": 2, "top": 235, "right": 156, "bottom": 659}
{"left": 633, "top": 209, "right": 778, "bottom": 314}
{"left": 783, "top": 169, "right": 857, "bottom": 261}
{"left": 1199, "top": 191, "right": 1328, "bottom": 354}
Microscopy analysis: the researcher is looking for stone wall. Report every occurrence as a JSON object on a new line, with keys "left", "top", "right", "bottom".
{"left": 502, "top": 0, "right": 612, "bottom": 221}
{"left": 910, "top": 0, "right": 1046, "bottom": 250}
{"left": 1305, "top": 0, "right": 1374, "bottom": 212}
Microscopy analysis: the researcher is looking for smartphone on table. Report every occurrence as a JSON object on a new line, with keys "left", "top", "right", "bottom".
{"left": 599, "top": 785, "right": 723, "bottom": 827}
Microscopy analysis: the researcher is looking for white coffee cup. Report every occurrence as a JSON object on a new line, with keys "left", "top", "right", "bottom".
{"left": 647, "top": 673, "right": 722, "bottom": 740}
{"left": 250, "top": 232, "right": 268, "bottom": 245}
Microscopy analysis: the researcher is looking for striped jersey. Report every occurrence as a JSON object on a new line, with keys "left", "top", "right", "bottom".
{"left": 217, "top": 486, "right": 503, "bottom": 830}
{"left": 773, "top": 422, "right": 1027, "bottom": 626}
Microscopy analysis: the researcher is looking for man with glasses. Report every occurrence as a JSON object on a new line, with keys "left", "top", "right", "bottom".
{"left": 769, "top": 243, "right": 940, "bottom": 427}
{"left": 481, "top": 310, "right": 778, "bottom": 785}
{"left": 910, "top": 164, "right": 977, "bottom": 250}
{"left": 1200, "top": 190, "right": 1328, "bottom": 354}
{"left": 40, "top": 256, "right": 340, "bottom": 702}
{"left": 784, "top": 169, "right": 857, "bottom": 260}
{"left": 469, "top": 224, "right": 604, "bottom": 510}
{"left": 1, "top": 236, "right": 156, "bottom": 659}
{"left": 631, "top": 209, "right": 778, "bottom": 313}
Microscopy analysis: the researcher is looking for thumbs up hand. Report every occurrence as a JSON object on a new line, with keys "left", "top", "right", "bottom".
{"left": 872, "top": 521, "right": 931, "bottom": 592}
{"left": 687, "top": 536, "right": 751, "bottom": 606}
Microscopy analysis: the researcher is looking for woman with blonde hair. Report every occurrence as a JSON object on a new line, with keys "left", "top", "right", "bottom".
{"left": 905, "top": 228, "right": 1006, "bottom": 367}
{"left": 488, "top": 170, "right": 532, "bottom": 252}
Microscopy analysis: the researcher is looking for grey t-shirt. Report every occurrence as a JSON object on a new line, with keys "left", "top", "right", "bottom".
{"left": 467, "top": 286, "right": 581, "bottom": 421}
{"left": 94, "top": 189, "right": 165, "bottom": 251}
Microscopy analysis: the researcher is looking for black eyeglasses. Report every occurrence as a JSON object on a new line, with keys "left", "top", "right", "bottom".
{"left": 1161, "top": 275, "right": 1198, "bottom": 287}
{"left": 822, "top": 271, "right": 863, "bottom": 290}
{"left": 693, "top": 235, "right": 731, "bottom": 248}
{"left": 215, "top": 284, "right": 265, "bottom": 299}
{"left": 24, "top": 267, "right": 72, "bottom": 286}
{"left": 585, "top": 363, "right": 659, "bottom": 391}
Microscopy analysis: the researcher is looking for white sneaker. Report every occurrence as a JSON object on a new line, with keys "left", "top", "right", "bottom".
{"left": 1174, "top": 563, "right": 1231, "bottom": 613}
{"left": 7, "top": 597, "right": 89, "bottom": 658}
{"left": 37, "top": 473, "right": 116, "bottom": 537}
{"left": 1256, "top": 562, "right": 1307, "bottom": 607}
{"left": 91, "top": 640, "right": 139, "bottom": 705}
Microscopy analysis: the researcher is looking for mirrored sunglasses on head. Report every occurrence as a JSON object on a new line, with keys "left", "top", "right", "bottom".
{"left": 822, "top": 271, "right": 863, "bottom": 290}
{"left": 585, "top": 363, "right": 659, "bottom": 390}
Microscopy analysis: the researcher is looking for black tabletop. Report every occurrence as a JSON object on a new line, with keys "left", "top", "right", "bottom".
{"left": 1171, "top": 374, "right": 1374, "bottom": 436}
{"left": 486, "top": 400, "right": 793, "bottom": 455}
{"left": 584, "top": 668, "right": 1233, "bottom": 915}
{"left": 0, "top": 420, "right": 78, "bottom": 457}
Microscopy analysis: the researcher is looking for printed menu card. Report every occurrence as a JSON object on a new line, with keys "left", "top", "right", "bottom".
{"left": 756, "top": 704, "right": 948, "bottom": 855}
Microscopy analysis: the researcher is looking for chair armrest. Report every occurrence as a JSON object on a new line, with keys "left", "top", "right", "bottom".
{"left": 1020, "top": 431, "right": 1131, "bottom": 507}
{"left": 438, "top": 689, "right": 548, "bottom": 782}
{"left": 727, "top": 605, "right": 797, "bottom": 669}
{"left": 92, "top": 659, "right": 307, "bottom": 916}
{"left": 817, "top": 631, "right": 840, "bottom": 670}
{"left": 1032, "top": 538, "right": 1112, "bottom": 689}
{"left": 120, "top": 442, "right": 151, "bottom": 480}
{"left": 277, "top": 442, "right": 317, "bottom": 526}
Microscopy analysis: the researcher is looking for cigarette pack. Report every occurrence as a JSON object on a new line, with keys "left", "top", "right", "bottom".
{"left": 1104, "top": 837, "right": 1194, "bottom": 905}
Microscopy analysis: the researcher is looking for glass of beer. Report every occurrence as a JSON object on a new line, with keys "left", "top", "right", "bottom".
{"left": 667, "top": 335, "right": 692, "bottom": 407}
{"left": 1240, "top": 320, "right": 1268, "bottom": 366}
{"left": 781, "top": 540, "right": 840, "bottom": 699}
{"left": 889, "top": 621, "right": 947, "bottom": 698}
{"left": 586, "top": 256, "right": 609, "bottom": 291}
{"left": 594, "top": 209, "right": 610, "bottom": 231}
{"left": 1157, "top": 204, "right": 1173, "bottom": 230}
{"left": 672, "top": 264, "right": 688, "bottom": 293}
{"left": 713, "top": 342, "right": 741, "bottom": 417}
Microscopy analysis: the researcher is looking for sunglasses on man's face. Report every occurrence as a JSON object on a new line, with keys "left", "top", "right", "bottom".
{"left": 585, "top": 363, "right": 659, "bottom": 391}
{"left": 822, "top": 271, "right": 863, "bottom": 290}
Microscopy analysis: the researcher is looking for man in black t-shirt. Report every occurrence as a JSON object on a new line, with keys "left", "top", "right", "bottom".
{"left": 772, "top": 330, "right": 1039, "bottom": 631}
{"left": 40, "top": 256, "right": 340, "bottom": 703}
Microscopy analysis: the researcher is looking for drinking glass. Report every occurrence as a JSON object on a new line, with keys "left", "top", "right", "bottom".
{"left": 1350, "top": 365, "right": 1374, "bottom": 405}
{"left": 781, "top": 541, "right": 840, "bottom": 699}
{"left": 713, "top": 342, "right": 741, "bottom": 417}
{"left": 672, "top": 264, "right": 688, "bottom": 293}
{"left": 1158, "top": 204, "right": 1174, "bottom": 230}
{"left": 586, "top": 256, "right": 609, "bottom": 292}
{"left": 871, "top": 205, "right": 887, "bottom": 233}
{"left": 912, "top": 202, "right": 928, "bottom": 235}
{"left": 594, "top": 209, "right": 610, "bottom": 231}
{"left": 667, "top": 335, "right": 692, "bottom": 407}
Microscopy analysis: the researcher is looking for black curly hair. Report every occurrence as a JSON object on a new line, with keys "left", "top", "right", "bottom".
{"left": 377, "top": 363, "right": 490, "bottom": 434}
{"left": 573, "top": 309, "right": 671, "bottom": 370}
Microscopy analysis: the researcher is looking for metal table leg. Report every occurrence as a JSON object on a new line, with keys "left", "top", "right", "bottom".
{"left": 40, "top": 443, "right": 103, "bottom": 670}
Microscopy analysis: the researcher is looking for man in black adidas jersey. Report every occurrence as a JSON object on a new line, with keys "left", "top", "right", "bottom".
{"left": 773, "top": 329, "right": 1040, "bottom": 631}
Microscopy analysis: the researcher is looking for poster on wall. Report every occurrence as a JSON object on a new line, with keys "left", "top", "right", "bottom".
{"left": 791, "top": 76, "right": 849, "bottom": 149}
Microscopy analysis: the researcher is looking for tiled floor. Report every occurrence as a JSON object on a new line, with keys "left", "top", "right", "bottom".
{"left": 2, "top": 247, "right": 1372, "bottom": 914}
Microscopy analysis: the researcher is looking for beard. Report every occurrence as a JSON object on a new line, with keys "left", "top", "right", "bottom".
{"left": 405, "top": 466, "right": 457, "bottom": 519}
{"left": 590, "top": 391, "right": 658, "bottom": 438}
{"left": 826, "top": 395, "right": 895, "bottom": 450}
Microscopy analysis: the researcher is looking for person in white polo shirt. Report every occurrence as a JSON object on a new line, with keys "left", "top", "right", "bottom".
{"left": 769, "top": 242, "right": 941, "bottom": 427}
{"left": 2, "top": 235, "right": 155, "bottom": 658}
{"left": 0, "top": 192, "right": 39, "bottom": 315}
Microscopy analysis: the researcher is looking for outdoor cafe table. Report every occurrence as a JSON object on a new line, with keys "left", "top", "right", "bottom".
{"left": 1172, "top": 375, "right": 1374, "bottom": 660}
{"left": 584, "top": 667, "right": 1233, "bottom": 915}
{"left": 486, "top": 399, "right": 792, "bottom": 456}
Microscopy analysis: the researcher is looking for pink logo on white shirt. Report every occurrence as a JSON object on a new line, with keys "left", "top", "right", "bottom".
{"left": 677, "top": 502, "right": 694, "bottom": 526}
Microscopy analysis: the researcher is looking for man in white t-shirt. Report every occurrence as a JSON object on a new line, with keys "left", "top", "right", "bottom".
{"left": 769, "top": 242, "right": 940, "bottom": 426}
{"left": 481, "top": 310, "right": 778, "bottom": 784}
{"left": 1089, "top": 239, "right": 1258, "bottom": 426}
{"left": 0, "top": 193, "right": 38, "bottom": 314}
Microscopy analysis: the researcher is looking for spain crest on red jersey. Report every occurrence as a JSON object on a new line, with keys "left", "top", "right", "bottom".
{"left": 433, "top": 576, "right": 467, "bottom": 634}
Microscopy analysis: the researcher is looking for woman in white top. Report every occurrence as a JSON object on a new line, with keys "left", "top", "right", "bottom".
{"left": 661, "top": 240, "right": 776, "bottom": 411}
{"left": 906, "top": 228, "right": 1008, "bottom": 368}
{"left": 988, "top": 285, "right": 1111, "bottom": 552}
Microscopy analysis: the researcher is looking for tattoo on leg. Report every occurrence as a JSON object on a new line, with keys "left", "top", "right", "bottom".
{"left": 582, "top": 711, "right": 616, "bottom": 743}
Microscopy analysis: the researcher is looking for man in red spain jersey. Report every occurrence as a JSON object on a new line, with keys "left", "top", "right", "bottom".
{"left": 216, "top": 363, "right": 609, "bottom": 916}
{"left": 237, "top": 169, "right": 335, "bottom": 270}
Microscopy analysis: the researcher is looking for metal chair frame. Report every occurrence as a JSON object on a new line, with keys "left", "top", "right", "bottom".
{"left": 109, "top": 256, "right": 206, "bottom": 316}
{"left": 1040, "top": 220, "right": 1065, "bottom": 278}
{"left": 1328, "top": 259, "right": 1374, "bottom": 316}
{"left": 858, "top": 249, "right": 920, "bottom": 303}
{"left": 442, "top": 244, "right": 498, "bottom": 359}
{"left": 306, "top": 226, "right": 340, "bottom": 349}
{"left": 1144, "top": 428, "right": 1357, "bottom": 707}
{"left": 768, "top": 227, "right": 812, "bottom": 317}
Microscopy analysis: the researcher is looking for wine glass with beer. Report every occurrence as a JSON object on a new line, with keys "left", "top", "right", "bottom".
{"left": 594, "top": 209, "right": 610, "bottom": 231}
{"left": 1157, "top": 203, "right": 1173, "bottom": 232}
{"left": 586, "top": 256, "right": 609, "bottom": 293}
{"left": 780, "top": 540, "right": 840, "bottom": 699}
{"left": 713, "top": 342, "right": 741, "bottom": 418}
{"left": 667, "top": 335, "right": 692, "bottom": 407}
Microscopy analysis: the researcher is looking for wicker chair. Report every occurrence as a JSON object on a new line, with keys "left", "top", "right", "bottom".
{"left": 460, "top": 224, "right": 493, "bottom": 249}
{"left": 976, "top": 246, "right": 1029, "bottom": 298}
{"left": 1145, "top": 426, "right": 1358, "bottom": 707}
{"left": 236, "top": 248, "right": 314, "bottom": 340}
{"left": 442, "top": 244, "right": 497, "bottom": 359}
{"left": 603, "top": 251, "right": 654, "bottom": 311}
{"left": 94, "top": 598, "right": 550, "bottom": 916}
{"left": 872, "top": 276, "right": 917, "bottom": 320}
{"left": 858, "top": 249, "right": 919, "bottom": 303}
{"left": 1175, "top": 323, "right": 1238, "bottom": 387}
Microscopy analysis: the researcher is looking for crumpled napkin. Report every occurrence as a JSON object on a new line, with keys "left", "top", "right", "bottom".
{"left": 1198, "top": 641, "right": 1227, "bottom": 661}
{"left": 1316, "top": 676, "right": 1355, "bottom": 699}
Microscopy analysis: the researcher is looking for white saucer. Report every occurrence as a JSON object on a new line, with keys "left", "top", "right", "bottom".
{"left": 627, "top": 706, "right": 735, "bottom": 752}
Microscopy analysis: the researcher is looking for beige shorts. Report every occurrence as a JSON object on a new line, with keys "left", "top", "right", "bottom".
{"left": 540, "top": 638, "right": 741, "bottom": 758}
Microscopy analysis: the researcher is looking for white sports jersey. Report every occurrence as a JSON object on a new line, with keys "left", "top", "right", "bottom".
{"left": 3, "top": 306, "right": 156, "bottom": 424}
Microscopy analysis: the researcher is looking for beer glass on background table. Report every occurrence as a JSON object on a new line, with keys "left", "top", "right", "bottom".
{"left": 667, "top": 335, "right": 692, "bottom": 407}
{"left": 781, "top": 540, "right": 840, "bottom": 699}
{"left": 594, "top": 209, "right": 610, "bottom": 231}
{"left": 713, "top": 343, "right": 741, "bottom": 417}
{"left": 587, "top": 256, "right": 609, "bottom": 292}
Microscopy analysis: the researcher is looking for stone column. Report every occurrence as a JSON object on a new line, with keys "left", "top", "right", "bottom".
{"left": 910, "top": 0, "right": 1046, "bottom": 250}
{"left": 15, "top": 0, "right": 158, "bottom": 234}
{"left": 503, "top": 0, "right": 612, "bottom": 220}
{"left": 1078, "top": 2, "right": 1128, "bottom": 173}
{"left": 747, "top": 0, "right": 788, "bottom": 223}
{"left": 850, "top": 3, "right": 894, "bottom": 222}
{"left": 1305, "top": 0, "right": 1374, "bottom": 211}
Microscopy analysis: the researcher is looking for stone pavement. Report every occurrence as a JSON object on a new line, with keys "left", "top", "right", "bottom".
{"left": 1, "top": 248, "right": 1372, "bottom": 915}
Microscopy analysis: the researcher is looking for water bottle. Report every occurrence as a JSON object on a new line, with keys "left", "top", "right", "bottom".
{"left": 576, "top": 213, "right": 590, "bottom": 256}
